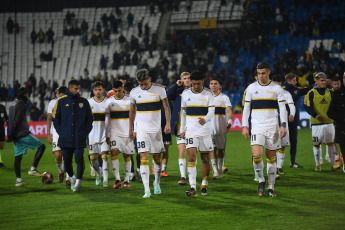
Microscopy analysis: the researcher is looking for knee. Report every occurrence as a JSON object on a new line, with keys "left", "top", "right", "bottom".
{"left": 266, "top": 156, "right": 276, "bottom": 164}
{"left": 140, "top": 156, "right": 149, "bottom": 166}
{"left": 252, "top": 156, "right": 263, "bottom": 164}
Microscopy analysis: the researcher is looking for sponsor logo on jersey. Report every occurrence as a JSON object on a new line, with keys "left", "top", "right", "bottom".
{"left": 199, "top": 99, "right": 207, "bottom": 101}
{"left": 267, "top": 91, "right": 275, "bottom": 94}
{"left": 149, "top": 94, "right": 157, "bottom": 97}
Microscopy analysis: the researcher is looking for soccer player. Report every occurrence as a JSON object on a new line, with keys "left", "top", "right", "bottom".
{"left": 209, "top": 77, "right": 233, "bottom": 178}
{"left": 129, "top": 69, "right": 171, "bottom": 198}
{"left": 0, "top": 103, "right": 8, "bottom": 168}
{"left": 166, "top": 72, "right": 191, "bottom": 185}
{"left": 180, "top": 71, "right": 215, "bottom": 197}
{"left": 7, "top": 87, "right": 46, "bottom": 186}
{"left": 242, "top": 62, "right": 287, "bottom": 197}
{"left": 53, "top": 80, "right": 93, "bottom": 192}
{"left": 272, "top": 75, "right": 296, "bottom": 177}
{"left": 106, "top": 80, "right": 135, "bottom": 189}
{"left": 304, "top": 72, "right": 339, "bottom": 171}
{"left": 47, "top": 86, "right": 67, "bottom": 183}
{"left": 282, "top": 73, "right": 311, "bottom": 168}
{"left": 88, "top": 81, "right": 110, "bottom": 187}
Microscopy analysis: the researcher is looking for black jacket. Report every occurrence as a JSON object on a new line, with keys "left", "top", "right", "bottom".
{"left": 327, "top": 86, "right": 345, "bottom": 144}
{"left": 7, "top": 96, "right": 31, "bottom": 141}
{"left": 53, "top": 90, "right": 93, "bottom": 149}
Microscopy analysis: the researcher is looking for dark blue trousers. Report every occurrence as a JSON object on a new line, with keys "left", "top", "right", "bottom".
{"left": 288, "top": 123, "right": 298, "bottom": 164}
{"left": 62, "top": 147, "right": 85, "bottom": 180}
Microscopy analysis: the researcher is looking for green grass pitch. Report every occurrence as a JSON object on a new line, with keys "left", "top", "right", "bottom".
{"left": 0, "top": 129, "right": 344, "bottom": 229}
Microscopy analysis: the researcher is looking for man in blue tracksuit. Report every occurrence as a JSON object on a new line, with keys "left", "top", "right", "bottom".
{"left": 53, "top": 80, "right": 93, "bottom": 192}
{"left": 282, "top": 73, "right": 312, "bottom": 168}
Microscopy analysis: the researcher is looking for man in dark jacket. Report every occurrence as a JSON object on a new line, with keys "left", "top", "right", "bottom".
{"left": 53, "top": 80, "right": 93, "bottom": 192}
{"left": 7, "top": 87, "right": 46, "bottom": 186}
{"left": 283, "top": 73, "right": 312, "bottom": 168}
{"left": 0, "top": 103, "right": 8, "bottom": 168}
{"left": 327, "top": 73, "right": 345, "bottom": 172}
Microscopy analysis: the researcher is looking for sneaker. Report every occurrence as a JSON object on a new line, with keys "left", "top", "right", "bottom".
{"left": 152, "top": 164, "right": 155, "bottom": 175}
{"left": 257, "top": 182, "right": 265, "bottom": 197}
{"left": 15, "top": 181, "right": 27, "bottom": 187}
{"left": 212, "top": 172, "right": 219, "bottom": 179}
{"left": 103, "top": 183, "right": 109, "bottom": 188}
{"left": 218, "top": 171, "right": 224, "bottom": 178}
{"left": 336, "top": 160, "right": 341, "bottom": 167}
{"left": 290, "top": 163, "right": 303, "bottom": 168}
{"left": 315, "top": 165, "right": 321, "bottom": 172}
{"left": 124, "top": 181, "right": 130, "bottom": 188}
{"left": 130, "top": 175, "right": 136, "bottom": 182}
{"left": 58, "top": 172, "right": 64, "bottom": 183}
{"left": 90, "top": 166, "right": 95, "bottom": 177}
{"left": 28, "top": 169, "right": 44, "bottom": 177}
{"left": 185, "top": 188, "right": 197, "bottom": 197}
{"left": 161, "top": 171, "right": 169, "bottom": 177}
{"left": 70, "top": 178, "right": 76, "bottom": 191}
{"left": 113, "top": 180, "right": 122, "bottom": 189}
{"left": 277, "top": 168, "right": 284, "bottom": 175}
{"left": 343, "top": 164, "right": 345, "bottom": 173}
{"left": 72, "top": 186, "right": 80, "bottom": 192}
{"left": 96, "top": 176, "right": 101, "bottom": 186}
{"left": 268, "top": 189, "right": 277, "bottom": 197}
{"left": 201, "top": 187, "right": 208, "bottom": 196}
{"left": 66, "top": 179, "right": 71, "bottom": 186}
{"left": 153, "top": 182, "right": 161, "bottom": 194}
{"left": 320, "top": 158, "right": 324, "bottom": 165}
{"left": 0, "top": 163, "right": 5, "bottom": 168}
{"left": 275, "top": 173, "right": 280, "bottom": 180}
{"left": 340, "top": 154, "right": 344, "bottom": 164}
{"left": 254, "top": 177, "right": 259, "bottom": 182}
{"left": 331, "top": 164, "right": 340, "bottom": 171}
{"left": 129, "top": 172, "right": 136, "bottom": 181}
{"left": 325, "top": 155, "right": 331, "bottom": 163}
{"left": 222, "top": 166, "right": 228, "bottom": 173}
{"left": 178, "top": 177, "right": 187, "bottom": 185}
{"left": 142, "top": 192, "right": 151, "bottom": 198}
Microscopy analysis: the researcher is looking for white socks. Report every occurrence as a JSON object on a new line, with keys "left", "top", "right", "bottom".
{"left": 140, "top": 165, "right": 150, "bottom": 193}
{"left": 111, "top": 159, "right": 120, "bottom": 181}
{"left": 313, "top": 146, "right": 321, "bottom": 166}
{"left": 179, "top": 158, "right": 186, "bottom": 178}
{"left": 154, "top": 163, "right": 161, "bottom": 185}
{"left": 103, "top": 159, "right": 109, "bottom": 184}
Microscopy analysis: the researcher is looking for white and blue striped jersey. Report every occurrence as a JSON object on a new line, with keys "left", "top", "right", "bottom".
{"left": 211, "top": 92, "right": 232, "bottom": 135}
{"left": 130, "top": 83, "right": 167, "bottom": 133}
{"left": 88, "top": 97, "right": 107, "bottom": 144}
{"left": 105, "top": 94, "right": 130, "bottom": 137}
{"left": 47, "top": 97, "right": 58, "bottom": 135}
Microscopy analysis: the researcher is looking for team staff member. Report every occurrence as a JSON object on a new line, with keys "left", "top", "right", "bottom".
{"left": 327, "top": 73, "right": 345, "bottom": 172}
{"left": 7, "top": 87, "right": 46, "bottom": 186}
{"left": 0, "top": 103, "right": 8, "bottom": 168}
{"left": 53, "top": 80, "right": 93, "bottom": 192}
{"left": 283, "top": 73, "right": 311, "bottom": 168}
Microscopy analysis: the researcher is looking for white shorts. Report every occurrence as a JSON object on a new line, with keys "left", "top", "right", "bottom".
{"left": 185, "top": 133, "right": 214, "bottom": 152}
{"left": 136, "top": 131, "right": 165, "bottom": 154}
{"left": 109, "top": 136, "right": 135, "bottom": 155}
{"left": 212, "top": 133, "right": 227, "bottom": 150}
{"left": 281, "top": 125, "right": 290, "bottom": 147}
{"left": 312, "top": 123, "right": 335, "bottom": 145}
{"left": 251, "top": 126, "right": 281, "bottom": 151}
{"left": 52, "top": 134, "right": 61, "bottom": 152}
{"left": 176, "top": 136, "right": 186, "bottom": 145}
{"left": 89, "top": 142, "right": 110, "bottom": 154}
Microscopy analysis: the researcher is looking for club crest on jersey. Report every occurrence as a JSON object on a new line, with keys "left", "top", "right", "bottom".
{"left": 79, "top": 103, "right": 84, "bottom": 108}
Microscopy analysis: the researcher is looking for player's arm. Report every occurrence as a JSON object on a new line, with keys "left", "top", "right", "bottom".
{"left": 105, "top": 106, "right": 110, "bottom": 144}
{"left": 241, "top": 86, "right": 251, "bottom": 140}
{"left": 52, "top": 100, "right": 61, "bottom": 135}
{"left": 129, "top": 103, "right": 136, "bottom": 140}
{"left": 47, "top": 113, "right": 53, "bottom": 144}
{"left": 303, "top": 91, "right": 324, "bottom": 122}
{"left": 161, "top": 98, "right": 171, "bottom": 134}
{"left": 285, "top": 92, "right": 295, "bottom": 122}
{"left": 277, "top": 89, "right": 287, "bottom": 138}
{"left": 179, "top": 93, "right": 186, "bottom": 139}
{"left": 199, "top": 93, "right": 215, "bottom": 125}
{"left": 226, "top": 106, "right": 233, "bottom": 129}
{"left": 166, "top": 80, "right": 183, "bottom": 101}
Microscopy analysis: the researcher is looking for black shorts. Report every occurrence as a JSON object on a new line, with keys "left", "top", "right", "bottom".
{"left": 0, "top": 127, "right": 5, "bottom": 142}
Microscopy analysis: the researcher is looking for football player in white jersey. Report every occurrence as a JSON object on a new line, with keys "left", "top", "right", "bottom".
{"left": 47, "top": 86, "right": 68, "bottom": 184}
{"left": 242, "top": 62, "right": 287, "bottom": 197}
{"left": 272, "top": 75, "right": 296, "bottom": 177}
{"left": 88, "top": 81, "right": 110, "bottom": 187}
{"left": 209, "top": 78, "right": 233, "bottom": 178}
{"left": 180, "top": 71, "right": 215, "bottom": 197}
{"left": 129, "top": 69, "right": 171, "bottom": 198}
{"left": 106, "top": 80, "right": 135, "bottom": 189}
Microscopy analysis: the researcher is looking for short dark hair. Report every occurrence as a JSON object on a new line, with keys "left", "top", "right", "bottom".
{"left": 113, "top": 80, "right": 123, "bottom": 89}
{"left": 256, "top": 62, "right": 270, "bottom": 70}
{"left": 136, "top": 69, "right": 150, "bottom": 81}
{"left": 190, "top": 71, "right": 204, "bottom": 81}
{"left": 285, "top": 73, "right": 296, "bottom": 82}
{"left": 211, "top": 77, "right": 223, "bottom": 85}
{"left": 17, "top": 87, "right": 29, "bottom": 97}
{"left": 272, "top": 75, "right": 283, "bottom": 83}
{"left": 124, "top": 81, "right": 134, "bottom": 92}
{"left": 58, "top": 86, "right": 67, "bottom": 94}
{"left": 330, "top": 77, "right": 340, "bottom": 82}
{"left": 68, "top": 79, "right": 80, "bottom": 86}
{"left": 93, "top": 81, "right": 104, "bottom": 88}
{"left": 118, "top": 75, "right": 128, "bottom": 81}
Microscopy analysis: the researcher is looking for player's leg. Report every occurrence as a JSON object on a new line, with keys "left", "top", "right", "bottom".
{"left": 252, "top": 144, "right": 265, "bottom": 195}
{"left": 13, "top": 140, "right": 26, "bottom": 186}
{"left": 153, "top": 153, "right": 162, "bottom": 194}
{"left": 210, "top": 149, "right": 219, "bottom": 179}
{"left": 24, "top": 134, "right": 45, "bottom": 176}
{"left": 129, "top": 155, "right": 136, "bottom": 181}
{"left": 123, "top": 154, "right": 132, "bottom": 187}
{"left": 111, "top": 149, "right": 121, "bottom": 188}
{"left": 185, "top": 147, "right": 197, "bottom": 197}
{"left": 326, "top": 124, "right": 339, "bottom": 170}
{"left": 161, "top": 144, "right": 170, "bottom": 176}
{"left": 312, "top": 126, "right": 322, "bottom": 171}
{"left": 177, "top": 136, "right": 187, "bottom": 185}
{"left": 140, "top": 152, "right": 151, "bottom": 197}
{"left": 102, "top": 152, "right": 110, "bottom": 187}
{"left": 215, "top": 133, "right": 226, "bottom": 178}
{"left": 0, "top": 141, "right": 5, "bottom": 168}
{"left": 54, "top": 150, "right": 64, "bottom": 183}
{"left": 217, "top": 148, "right": 225, "bottom": 177}
{"left": 266, "top": 149, "right": 277, "bottom": 197}
{"left": 340, "top": 143, "right": 345, "bottom": 173}
{"left": 200, "top": 152, "right": 210, "bottom": 196}
{"left": 62, "top": 148, "right": 76, "bottom": 190}
{"left": 89, "top": 152, "right": 101, "bottom": 185}
{"left": 276, "top": 147, "right": 285, "bottom": 176}
{"left": 73, "top": 147, "right": 85, "bottom": 192}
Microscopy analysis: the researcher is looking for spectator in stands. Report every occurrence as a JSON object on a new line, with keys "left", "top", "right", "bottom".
{"left": 138, "top": 20, "right": 143, "bottom": 37}
{"left": 101, "top": 13, "right": 108, "bottom": 28}
{"left": 119, "top": 34, "right": 126, "bottom": 44}
{"left": 30, "top": 103, "right": 41, "bottom": 121}
{"left": 110, "top": 14, "right": 118, "bottom": 34}
{"left": 46, "top": 28, "right": 55, "bottom": 45}
{"left": 40, "top": 51, "right": 47, "bottom": 62}
{"left": 7, "top": 17, "right": 14, "bottom": 34}
{"left": 115, "top": 6, "right": 122, "bottom": 17}
{"left": 14, "top": 22, "right": 20, "bottom": 34}
{"left": 127, "top": 12, "right": 134, "bottom": 28}
{"left": 38, "top": 29, "right": 45, "bottom": 43}
{"left": 96, "top": 22, "right": 102, "bottom": 33}
{"left": 30, "top": 29, "right": 37, "bottom": 44}
{"left": 150, "top": 3, "right": 155, "bottom": 16}
{"left": 144, "top": 23, "right": 150, "bottom": 37}
{"left": 80, "top": 19, "right": 89, "bottom": 34}
{"left": 0, "top": 84, "right": 7, "bottom": 101}
{"left": 112, "top": 51, "right": 121, "bottom": 70}
{"left": 28, "top": 73, "right": 36, "bottom": 95}
{"left": 103, "top": 28, "right": 110, "bottom": 43}
{"left": 65, "top": 11, "right": 75, "bottom": 26}
{"left": 7, "top": 85, "right": 14, "bottom": 101}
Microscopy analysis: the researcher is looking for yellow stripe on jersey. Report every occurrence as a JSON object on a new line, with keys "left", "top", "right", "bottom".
{"left": 136, "top": 100, "right": 161, "bottom": 104}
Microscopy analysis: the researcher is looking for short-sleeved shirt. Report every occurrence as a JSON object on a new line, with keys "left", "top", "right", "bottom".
{"left": 181, "top": 87, "right": 215, "bottom": 136}
{"left": 211, "top": 92, "right": 232, "bottom": 135}
{"left": 88, "top": 97, "right": 107, "bottom": 144}
{"left": 130, "top": 83, "right": 167, "bottom": 133}
{"left": 105, "top": 94, "right": 130, "bottom": 137}
{"left": 47, "top": 98, "right": 58, "bottom": 135}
